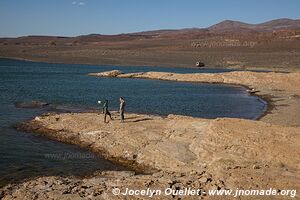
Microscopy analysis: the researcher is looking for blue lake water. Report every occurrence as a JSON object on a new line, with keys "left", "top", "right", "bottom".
{"left": 0, "top": 58, "right": 266, "bottom": 186}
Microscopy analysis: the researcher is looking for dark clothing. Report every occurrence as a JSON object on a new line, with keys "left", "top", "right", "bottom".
{"left": 102, "top": 100, "right": 112, "bottom": 123}
{"left": 104, "top": 106, "right": 111, "bottom": 117}
{"left": 104, "top": 109, "right": 112, "bottom": 123}
{"left": 120, "top": 110, "right": 124, "bottom": 121}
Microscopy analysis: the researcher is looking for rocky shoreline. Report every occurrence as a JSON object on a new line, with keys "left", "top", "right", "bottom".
{"left": 1, "top": 70, "right": 300, "bottom": 199}
{"left": 89, "top": 70, "right": 300, "bottom": 126}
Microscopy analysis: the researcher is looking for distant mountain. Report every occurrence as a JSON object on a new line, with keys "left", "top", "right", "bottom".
{"left": 208, "top": 20, "right": 253, "bottom": 32}
{"left": 207, "top": 18, "right": 300, "bottom": 33}
{"left": 129, "top": 18, "right": 300, "bottom": 38}
{"left": 0, "top": 18, "right": 299, "bottom": 42}
{"left": 255, "top": 18, "right": 300, "bottom": 31}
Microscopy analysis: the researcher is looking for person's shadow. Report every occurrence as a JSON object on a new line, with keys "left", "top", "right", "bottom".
{"left": 131, "top": 118, "right": 152, "bottom": 123}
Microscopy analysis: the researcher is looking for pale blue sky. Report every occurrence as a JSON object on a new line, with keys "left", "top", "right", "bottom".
{"left": 0, "top": 0, "right": 299, "bottom": 37}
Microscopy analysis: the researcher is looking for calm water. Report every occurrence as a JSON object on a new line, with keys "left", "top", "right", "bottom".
{"left": 0, "top": 58, "right": 266, "bottom": 187}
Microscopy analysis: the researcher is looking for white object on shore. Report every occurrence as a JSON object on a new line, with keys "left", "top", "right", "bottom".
{"left": 97, "top": 100, "right": 101, "bottom": 104}
{"left": 246, "top": 88, "right": 259, "bottom": 94}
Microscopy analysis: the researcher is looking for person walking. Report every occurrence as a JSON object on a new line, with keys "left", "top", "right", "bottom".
{"left": 119, "top": 97, "right": 125, "bottom": 122}
{"left": 102, "top": 100, "right": 113, "bottom": 123}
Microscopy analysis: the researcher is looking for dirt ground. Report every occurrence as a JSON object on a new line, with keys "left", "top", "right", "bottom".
{"left": 1, "top": 34, "right": 300, "bottom": 71}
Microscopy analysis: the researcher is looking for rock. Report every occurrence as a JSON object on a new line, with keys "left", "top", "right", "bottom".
{"left": 252, "top": 165, "right": 260, "bottom": 169}
{"left": 14, "top": 101, "right": 50, "bottom": 109}
{"left": 199, "top": 177, "right": 208, "bottom": 183}
{"left": 88, "top": 70, "right": 123, "bottom": 77}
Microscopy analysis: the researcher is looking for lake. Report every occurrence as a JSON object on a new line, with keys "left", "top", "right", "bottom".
{"left": 0, "top": 58, "right": 266, "bottom": 186}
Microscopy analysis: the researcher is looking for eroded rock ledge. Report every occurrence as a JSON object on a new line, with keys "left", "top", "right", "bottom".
{"left": 1, "top": 112, "right": 300, "bottom": 199}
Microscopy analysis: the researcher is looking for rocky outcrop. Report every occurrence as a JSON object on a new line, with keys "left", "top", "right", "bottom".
{"left": 1, "top": 112, "right": 299, "bottom": 199}
{"left": 88, "top": 70, "right": 123, "bottom": 77}
{"left": 0, "top": 170, "right": 223, "bottom": 200}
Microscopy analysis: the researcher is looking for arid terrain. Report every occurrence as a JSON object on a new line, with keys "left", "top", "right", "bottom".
{"left": 0, "top": 18, "right": 300, "bottom": 71}
{"left": 1, "top": 70, "right": 300, "bottom": 199}
{"left": 1, "top": 18, "right": 300, "bottom": 199}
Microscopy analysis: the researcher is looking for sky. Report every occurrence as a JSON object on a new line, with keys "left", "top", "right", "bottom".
{"left": 0, "top": 0, "right": 299, "bottom": 37}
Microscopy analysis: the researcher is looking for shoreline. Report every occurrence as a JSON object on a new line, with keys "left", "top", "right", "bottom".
{"left": 3, "top": 112, "right": 299, "bottom": 199}
{"left": 0, "top": 56, "right": 199, "bottom": 70}
{"left": 0, "top": 56, "right": 293, "bottom": 73}
{"left": 89, "top": 70, "right": 300, "bottom": 126}
{"left": 16, "top": 113, "right": 159, "bottom": 174}
{"left": 253, "top": 93, "right": 274, "bottom": 121}
{"left": 1, "top": 68, "right": 300, "bottom": 199}
{"left": 16, "top": 115, "right": 158, "bottom": 175}
{"left": 7, "top": 80, "right": 270, "bottom": 185}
